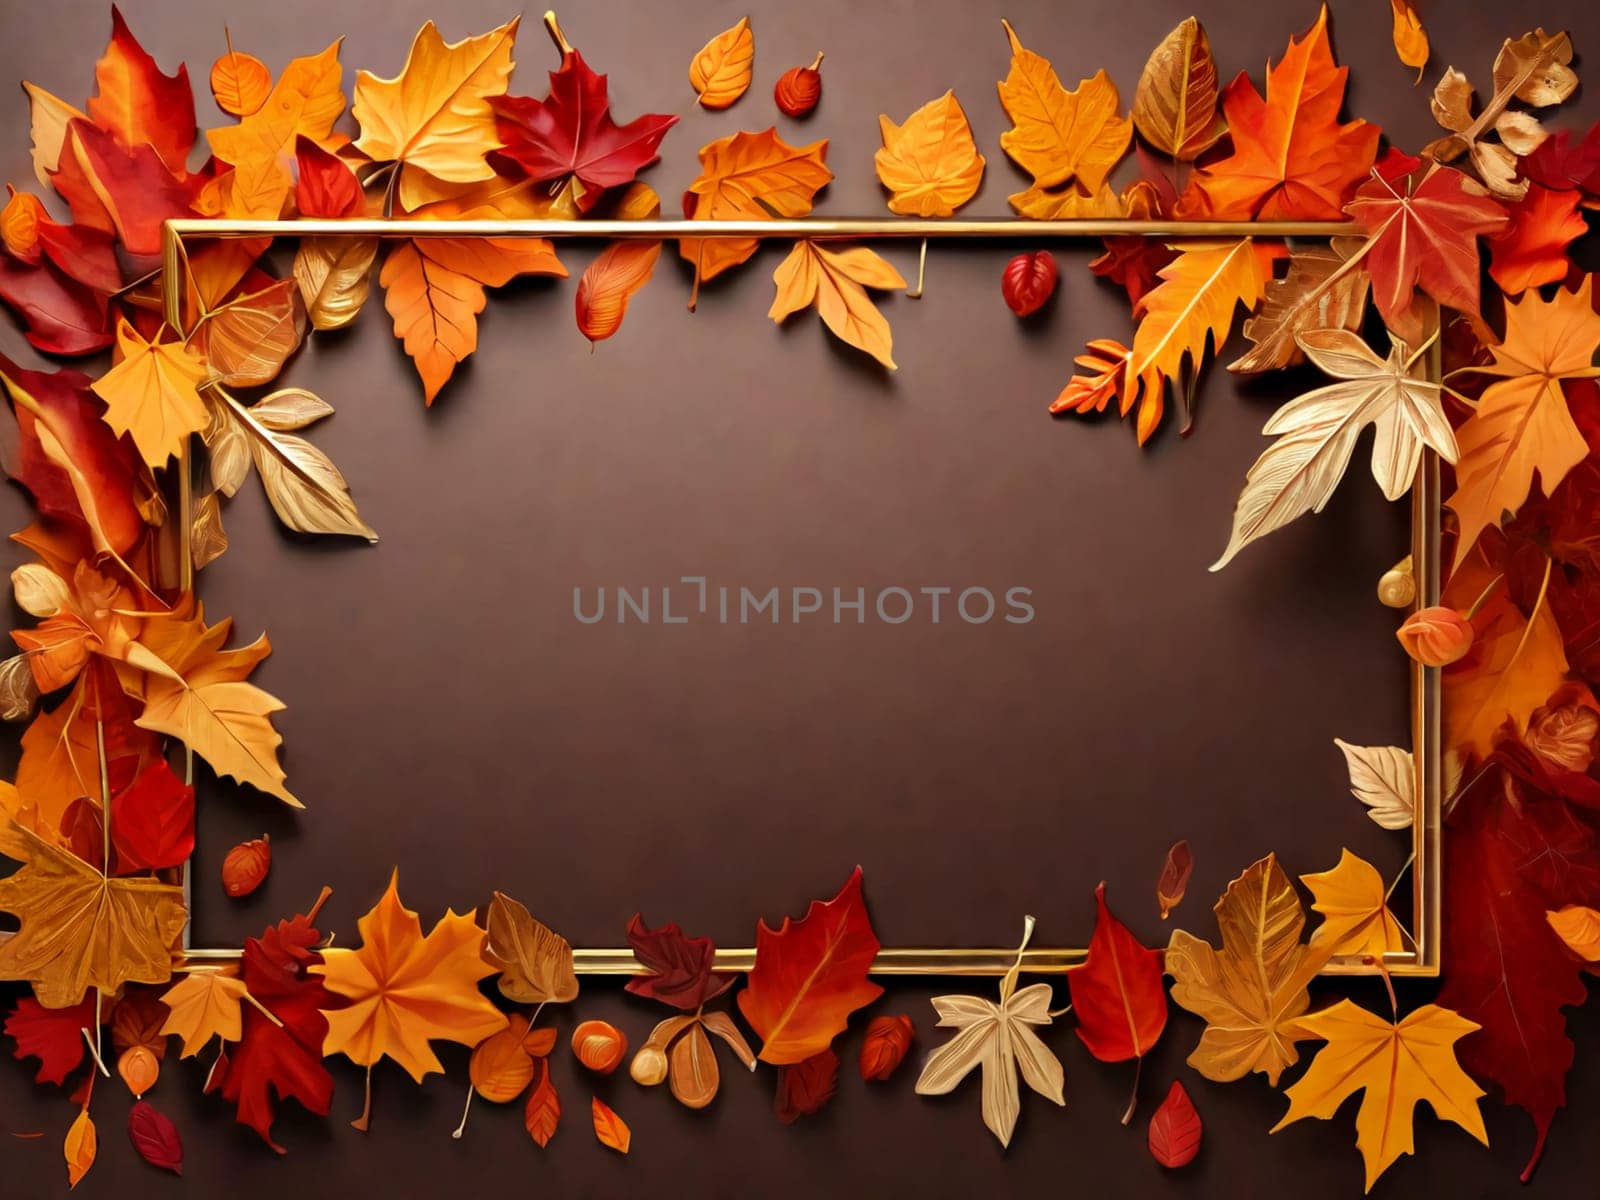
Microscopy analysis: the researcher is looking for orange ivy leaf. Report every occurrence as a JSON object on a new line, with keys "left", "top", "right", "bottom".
{"left": 737, "top": 867, "right": 883, "bottom": 1065}
{"left": 89, "top": 318, "right": 208, "bottom": 470}
{"left": 689, "top": 17, "right": 754, "bottom": 110}
{"left": 769, "top": 241, "right": 906, "bottom": 370}
{"left": 591, "top": 1096, "right": 630, "bottom": 1154}
{"left": 1488, "top": 183, "right": 1588, "bottom": 296}
{"left": 1178, "top": 7, "right": 1378, "bottom": 219}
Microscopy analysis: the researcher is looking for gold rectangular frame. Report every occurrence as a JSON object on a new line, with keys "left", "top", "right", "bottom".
{"left": 162, "top": 216, "right": 1442, "bottom": 978}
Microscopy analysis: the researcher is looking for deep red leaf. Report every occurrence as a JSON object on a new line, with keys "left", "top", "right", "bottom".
{"left": 51, "top": 119, "right": 196, "bottom": 259}
{"left": 87, "top": 6, "right": 196, "bottom": 172}
{"left": 1001, "top": 251, "right": 1058, "bottom": 317}
{"left": 1148, "top": 1080, "right": 1202, "bottom": 1168}
{"left": 1067, "top": 882, "right": 1168, "bottom": 1062}
{"left": 4, "top": 996, "right": 94, "bottom": 1086}
{"left": 623, "top": 912, "right": 734, "bottom": 1010}
{"left": 1523, "top": 120, "right": 1600, "bottom": 196}
{"left": 774, "top": 1048, "right": 838, "bottom": 1124}
{"left": 110, "top": 759, "right": 195, "bottom": 873}
{"left": 0, "top": 255, "right": 113, "bottom": 356}
{"left": 490, "top": 50, "right": 677, "bottom": 211}
{"left": 858, "top": 1014, "right": 914, "bottom": 1082}
{"left": 127, "top": 1100, "right": 183, "bottom": 1175}
{"left": 294, "top": 136, "right": 363, "bottom": 219}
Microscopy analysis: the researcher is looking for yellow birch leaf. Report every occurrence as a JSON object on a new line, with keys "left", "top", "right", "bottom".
{"left": 689, "top": 17, "right": 754, "bottom": 109}
{"left": 874, "top": 91, "right": 985, "bottom": 217}
{"left": 160, "top": 971, "right": 250, "bottom": 1057}
{"left": 1301, "top": 850, "right": 1406, "bottom": 957}
{"left": 769, "top": 241, "right": 906, "bottom": 370}
{"left": 90, "top": 319, "right": 209, "bottom": 470}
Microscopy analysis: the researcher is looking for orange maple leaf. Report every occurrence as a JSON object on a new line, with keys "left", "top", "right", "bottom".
{"left": 768, "top": 241, "right": 906, "bottom": 370}
{"left": 1178, "top": 7, "right": 1378, "bottom": 219}
{"left": 1487, "top": 183, "right": 1588, "bottom": 296}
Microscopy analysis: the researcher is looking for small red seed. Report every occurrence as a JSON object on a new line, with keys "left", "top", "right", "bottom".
{"left": 221, "top": 836, "right": 270, "bottom": 898}
{"left": 775, "top": 53, "right": 824, "bottom": 118}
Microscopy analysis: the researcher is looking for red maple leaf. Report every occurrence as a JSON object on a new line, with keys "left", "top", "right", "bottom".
{"left": 86, "top": 5, "right": 196, "bottom": 173}
{"left": 4, "top": 995, "right": 95, "bottom": 1085}
{"left": 623, "top": 913, "right": 734, "bottom": 1011}
{"left": 490, "top": 50, "right": 676, "bottom": 212}
{"left": 1488, "top": 183, "right": 1588, "bottom": 296}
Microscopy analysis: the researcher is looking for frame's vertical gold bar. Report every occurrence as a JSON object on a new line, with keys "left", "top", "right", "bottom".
{"left": 1410, "top": 322, "right": 1446, "bottom": 975}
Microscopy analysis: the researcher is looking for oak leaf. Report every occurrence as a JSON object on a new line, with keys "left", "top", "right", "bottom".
{"left": 1166, "top": 853, "right": 1328, "bottom": 1084}
{"left": 90, "top": 319, "right": 208, "bottom": 470}
{"left": 314, "top": 871, "right": 508, "bottom": 1083}
{"left": 737, "top": 866, "right": 883, "bottom": 1065}
{"left": 874, "top": 91, "right": 985, "bottom": 217}
{"left": 768, "top": 241, "right": 906, "bottom": 370}
{"left": 352, "top": 19, "right": 519, "bottom": 212}
{"left": 689, "top": 17, "right": 754, "bottom": 110}
{"left": 1132, "top": 18, "right": 1227, "bottom": 161}
{"left": 0, "top": 818, "right": 186, "bottom": 1008}
{"left": 483, "top": 890, "right": 578, "bottom": 1006}
{"left": 1302, "top": 850, "right": 1406, "bottom": 957}
{"left": 1447, "top": 279, "right": 1600, "bottom": 556}
{"left": 159, "top": 971, "right": 249, "bottom": 1057}
{"left": 1272, "top": 1001, "right": 1487, "bottom": 1191}
{"left": 1178, "top": 7, "right": 1378, "bottom": 219}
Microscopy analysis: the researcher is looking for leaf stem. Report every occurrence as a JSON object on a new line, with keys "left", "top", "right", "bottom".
{"left": 1120, "top": 1054, "right": 1142, "bottom": 1126}
{"left": 907, "top": 237, "right": 928, "bottom": 299}
{"left": 352, "top": 1062, "right": 374, "bottom": 1132}
{"left": 79, "top": 1026, "right": 110, "bottom": 1079}
{"left": 450, "top": 1084, "right": 473, "bottom": 1139}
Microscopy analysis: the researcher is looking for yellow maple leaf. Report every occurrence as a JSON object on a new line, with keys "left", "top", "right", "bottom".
{"left": 0, "top": 818, "right": 187, "bottom": 1008}
{"left": 874, "top": 91, "right": 985, "bottom": 217}
{"left": 159, "top": 970, "right": 250, "bottom": 1057}
{"left": 1447, "top": 278, "right": 1600, "bottom": 557}
{"left": 1302, "top": 849, "right": 1406, "bottom": 958}
{"left": 313, "top": 870, "right": 508, "bottom": 1082}
{"left": 769, "top": 241, "right": 906, "bottom": 370}
{"left": 90, "top": 318, "right": 209, "bottom": 470}
{"left": 352, "top": 18, "right": 519, "bottom": 213}
{"left": 1273, "top": 1000, "right": 1487, "bottom": 1191}
{"left": 996, "top": 19, "right": 1131, "bottom": 206}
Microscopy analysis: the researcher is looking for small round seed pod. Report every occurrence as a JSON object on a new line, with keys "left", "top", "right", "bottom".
{"left": 221, "top": 836, "right": 271, "bottom": 898}
{"left": 775, "top": 53, "right": 824, "bottom": 118}
{"left": 572, "top": 1019, "right": 629, "bottom": 1075}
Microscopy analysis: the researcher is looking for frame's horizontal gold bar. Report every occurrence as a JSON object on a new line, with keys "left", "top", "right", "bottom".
{"left": 166, "top": 217, "right": 1363, "bottom": 241}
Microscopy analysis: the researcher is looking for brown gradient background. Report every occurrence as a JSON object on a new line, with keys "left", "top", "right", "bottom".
{"left": 1, "top": 0, "right": 1598, "bottom": 1196}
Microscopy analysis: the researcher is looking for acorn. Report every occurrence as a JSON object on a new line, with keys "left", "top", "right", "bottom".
{"left": 221, "top": 835, "right": 270, "bottom": 898}
{"left": 571, "top": 1019, "right": 629, "bottom": 1075}
{"left": 774, "top": 53, "right": 823, "bottom": 118}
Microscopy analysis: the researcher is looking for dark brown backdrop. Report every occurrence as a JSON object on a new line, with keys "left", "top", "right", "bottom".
{"left": 1, "top": 0, "right": 1597, "bottom": 1196}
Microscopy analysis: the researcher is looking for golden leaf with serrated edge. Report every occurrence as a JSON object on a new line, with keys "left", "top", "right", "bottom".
{"left": 159, "top": 971, "right": 249, "bottom": 1057}
{"left": 874, "top": 91, "right": 984, "bottom": 217}
{"left": 0, "top": 819, "right": 186, "bottom": 1009}
{"left": 1230, "top": 246, "right": 1370, "bottom": 374}
{"left": 1211, "top": 329, "right": 1456, "bottom": 570}
{"left": 1166, "top": 853, "right": 1329, "bottom": 1084}
{"left": 294, "top": 237, "right": 378, "bottom": 331}
{"left": 352, "top": 19, "right": 519, "bottom": 213}
{"left": 1302, "top": 850, "right": 1406, "bottom": 957}
{"left": 1447, "top": 279, "right": 1600, "bottom": 558}
{"left": 769, "top": 241, "right": 906, "bottom": 370}
{"left": 1390, "top": 1, "right": 1429, "bottom": 81}
{"left": 483, "top": 891, "right": 579, "bottom": 1006}
{"left": 1273, "top": 1001, "right": 1486, "bottom": 1192}
{"left": 1133, "top": 18, "right": 1226, "bottom": 161}
{"left": 314, "top": 870, "right": 508, "bottom": 1082}
{"left": 1333, "top": 740, "right": 1414, "bottom": 831}
{"left": 91, "top": 319, "right": 208, "bottom": 470}
{"left": 689, "top": 17, "right": 753, "bottom": 110}
{"left": 996, "top": 19, "right": 1131, "bottom": 201}
{"left": 914, "top": 918, "right": 1064, "bottom": 1148}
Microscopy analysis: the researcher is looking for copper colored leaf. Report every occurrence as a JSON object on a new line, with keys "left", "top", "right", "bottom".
{"left": 1133, "top": 18, "right": 1227, "bottom": 161}
{"left": 484, "top": 890, "right": 579, "bottom": 1006}
{"left": 1157, "top": 840, "right": 1193, "bottom": 919}
{"left": 668, "top": 1020, "right": 720, "bottom": 1109}
{"left": 768, "top": 241, "right": 906, "bottom": 370}
{"left": 523, "top": 1025, "right": 557, "bottom": 1057}
{"left": 689, "top": 17, "right": 754, "bottom": 110}
{"left": 737, "top": 866, "right": 884, "bottom": 1064}
{"left": 591, "top": 1096, "right": 630, "bottom": 1154}
{"left": 874, "top": 91, "right": 985, "bottom": 217}
{"left": 624, "top": 912, "right": 733, "bottom": 1011}
{"left": 1068, "top": 883, "right": 1168, "bottom": 1064}
{"left": 775, "top": 1048, "right": 838, "bottom": 1124}
{"left": 1148, "top": 1080, "right": 1203, "bottom": 1168}
{"left": 127, "top": 1100, "right": 182, "bottom": 1176}
{"left": 1229, "top": 246, "right": 1371, "bottom": 374}
{"left": 523, "top": 1058, "right": 560, "bottom": 1146}
{"left": 198, "top": 277, "right": 307, "bottom": 389}
{"left": 470, "top": 1012, "right": 534, "bottom": 1103}
{"left": 118, "top": 1045, "right": 160, "bottom": 1096}
{"left": 859, "top": 1014, "right": 915, "bottom": 1082}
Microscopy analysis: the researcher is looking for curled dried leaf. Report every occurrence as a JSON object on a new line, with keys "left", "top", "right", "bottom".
{"left": 1157, "top": 840, "right": 1193, "bottom": 919}
{"left": 484, "top": 891, "right": 579, "bottom": 1006}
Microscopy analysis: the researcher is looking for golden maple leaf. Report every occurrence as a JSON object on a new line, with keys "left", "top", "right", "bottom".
{"left": 1273, "top": 1000, "right": 1487, "bottom": 1191}
{"left": 159, "top": 970, "right": 250, "bottom": 1057}
{"left": 1302, "top": 849, "right": 1406, "bottom": 958}
{"left": 874, "top": 91, "right": 985, "bottom": 217}
{"left": 313, "top": 870, "right": 508, "bottom": 1082}
{"left": 1166, "top": 853, "right": 1329, "bottom": 1084}
{"left": 1447, "top": 278, "right": 1600, "bottom": 557}
{"left": 769, "top": 241, "right": 906, "bottom": 370}
{"left": 352, "top": 19, "right": 519, "bottom": 213}
{"left": 996, "top": 20, "right": 1131, "bottom": 213}
{"left": 90, "top": 318, "right": 209, "bottom": 470}
{"left": 0, "top": 818, "right": 186, "bottom": 1008}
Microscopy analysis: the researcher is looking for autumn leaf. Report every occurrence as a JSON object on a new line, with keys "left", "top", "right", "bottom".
{"left": 210, "top": 36, "right": 271, "bottom": 118}
{"left": 996, "top": 20, "right": 1130, "bottom": 214}
{"left": 1148, "top": 1080, "right": 1203, "bottom": 1168}
{"left": 624, "top": 912, "right": 734, "bottom": 1011}
{"left": 1166, "top": 853, "right": 1329, "bottom": 1084}
{"left": 1273, "top": 1001, "right": 1487, "bottom": 1191}
{"left": 0, "top": 818, "right": 186, "bottom": 1008}
{"left": 737, "top": 866, "right": 883, "bottom": 1065}
{"left": 1302, "top": 850, "right": 1406, "bottom": 957}
{"left": 592, "top": 1096, "right": 630, "bottom": 1154}
{"left": 1447, "top": 279, "right": 1600, "bottom": 556}
{"left": 874, "top": 92, "right": 985, "bottom": 217}
{"left": 1132, "top": 18, "right": 1227, "bottom": 161}
{"left": 859, "top": 1014, "right": 915, "bottom": 1082}
{"left": 679, "top": 129, "right": 831, "bottom": 288}
{"left": 1157, "top": 840, "right": 1193, "bottom": 919}
{"left": 1334, "top": 739, "right": 1415, "bottom": 830}
{"left": 90, "top": 318, "right": 207, "bottom": 470}
{"left": 88, "top": 6, "right": 196, "bottom": 173}
{"left": 775, "top": 1048, "right": 838, "bottom": 1124}
{"left": 159, "top": 971, "right": 250, "bottom": 1057}
{"left": 315, "top": 871, "right": 508, "bottom": 1084}
{"left": 482, "top": 890, "right": 578, "bottom": 1006}
{"left": 914, "top": 917, "right": 1064, "bottom": 1148}
{"left": 769, "top": 241, "right": 906, "bottom": 370}
{"left": 5, "top": 995, "right": 94, "bottom": 1085}
{"left": 1229, "top": 245, "right": 1371, "bottom": 374}
{"left": 108, "top": 758, "right": 194, "bottom": 872}
{"left": 1550, "top": 905, "right": 1600, "bottom": 960}
{"left": 1389, "top": 0, "right": 1429, "bottom": 81}
{"left": 127, "top": 1100, "right": 183, "bottom": 1176}
{"left": 1178, "top": 7, "right": 1378, "bottom": 219}
{"left": 64, "top": 1107, "right": 96, "bottom": 1189}
{"left": 689, "top": 17, "right": 754, "bottom": 109}
{"left": 293, "top": 237, "right": 376, "bottom": 331}
{"left": 468, "top": 1012, "right": 534, "bottom": 1103}
{"left": 1212, "top": 328, "right": 1456, "bottom": 569}
{"left": 1488, "top": 184, "right": 1588, "bottom": 295}
{"left": 352, "top": 19, "right": 519, "bottom": 212}
{"left": 575, "top": 183, "right": 661, "bottom": 344}
{"left": 294, "top": 136, "right": 363, "bottom": 219}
